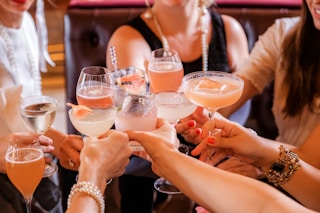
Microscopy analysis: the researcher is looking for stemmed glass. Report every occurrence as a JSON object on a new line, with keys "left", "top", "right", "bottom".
{"left": 68, "top": 66, "right": 117, "bottom": 138}
{"left": 5, "top": 138, "right": 45, "bottom": 213}
{"left": 148, "top": 48, "right": 183, "bottom": 93}
{"left": 182, "top": 71, "right": 244, "bottom": 160}
{"left": 20, "top": 95, "right": 58, "bottom": 177}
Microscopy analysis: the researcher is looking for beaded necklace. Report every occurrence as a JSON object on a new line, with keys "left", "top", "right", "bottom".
{"left": 147, "top": 6, "right": 209, "bottom": 71}
{"left": 0, "top": 21, "right": 41, "bottom": 93}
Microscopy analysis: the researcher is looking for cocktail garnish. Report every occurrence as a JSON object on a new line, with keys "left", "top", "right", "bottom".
{"left": 66, "top": 103, "right": 92, "bottom": 117}
{"left": 195, "top": 78, "right": 226, "bottom": 91}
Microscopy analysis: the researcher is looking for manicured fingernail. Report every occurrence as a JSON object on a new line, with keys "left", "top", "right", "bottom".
{"left": 188, "top": 120, "right": 196, "bottom": 127}
{"left": 207, "top": 138, "right": 215, "bottom": 144}
{"left": 195, "top": 128, "right": 202, "bottom": 134}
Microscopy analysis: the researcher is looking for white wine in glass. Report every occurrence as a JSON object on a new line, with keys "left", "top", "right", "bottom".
{"left": 20, "top": 95, "right": 58, "bottom": 177}
{"left": 6, "top": 139, "right": 45, "bottom": 213}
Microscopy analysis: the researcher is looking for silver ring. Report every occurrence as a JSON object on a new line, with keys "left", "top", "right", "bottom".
{"left": 68, "top": 158, "right": 75, "bottom": 167}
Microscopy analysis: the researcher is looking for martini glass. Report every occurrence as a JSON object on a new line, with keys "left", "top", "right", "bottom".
{"left": 20, "top": 95, "right": 58, "bottom": 177}
{"left": 182, "top": 71, "right": 244, "bottom": 160}
{"left": 6, "top": 138, "right": 45, "bottom": 213}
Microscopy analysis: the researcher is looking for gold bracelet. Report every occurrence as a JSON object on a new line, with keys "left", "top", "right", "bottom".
{"left": 67, "top": 181, "right": 105, "bottom": 213}
{"left": 265, "top": 145, "right": 300, "bottom": 187}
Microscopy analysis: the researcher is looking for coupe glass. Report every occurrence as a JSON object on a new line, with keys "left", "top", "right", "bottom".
{"left": 20, "top": 95, "right": 58, "bottom": 177}
{"left": 6, "top": 138, "right": 45, "bottom": 213}
{"left": 148, "top": 48, "right": 184, "bottom": 93}
{"left": 182, "top": 71, "right": 244, "bottom": 160}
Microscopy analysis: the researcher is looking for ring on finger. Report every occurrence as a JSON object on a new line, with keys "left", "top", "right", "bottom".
{"left": 68, "top": 158, "right": 75, "bottom": 167}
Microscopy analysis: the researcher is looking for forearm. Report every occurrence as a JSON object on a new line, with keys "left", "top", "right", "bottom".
{"left": 157, "top": 151, "right": 311, "bottom": 213}
{"left": 66, "top": 164, "right": 107, "bottom": 213}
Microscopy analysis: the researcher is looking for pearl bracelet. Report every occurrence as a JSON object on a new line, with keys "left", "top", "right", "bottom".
{"left": 67, "top": 181, "right": 105, "bottom": 213}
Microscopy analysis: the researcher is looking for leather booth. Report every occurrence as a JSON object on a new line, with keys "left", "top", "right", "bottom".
{"left": 64, "top": 0, "right": 301, "bottom": 139}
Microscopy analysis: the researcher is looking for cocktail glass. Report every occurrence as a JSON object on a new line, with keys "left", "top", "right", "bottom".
{"left": 20, "top": 95, "right": 58, "bottom": 177}
{"left": 182, "top": 71, "right": 244, "bottom": 160}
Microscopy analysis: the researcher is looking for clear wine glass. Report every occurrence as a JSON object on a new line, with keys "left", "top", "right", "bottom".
{"left": 114, "top": 93, "right": 158, "bottom": 151}
{"left": 148, "top": 48, "right": 184, "bottom": 93}
{"left": 109, "top": 65, "right": 148, "bottom": 95}
{"left": 5, "top": 137, "right": 45, "bottom": 213}
{"left": 69, "top": 66, "right": 117, "bottom": 138}
{"left": 69, "top": 66, "right": 117, "bottom": 183}
{"left": 182, "top": 71, "right": 244, "bottom": 160}
{"left": 20, "top": 95, "right": 58, "bottom": 177}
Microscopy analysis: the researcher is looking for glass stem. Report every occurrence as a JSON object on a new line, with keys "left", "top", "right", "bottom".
{"left": 25, "top": 198, "right": 32, "bottom": 213}
{"left": 206, "top": 110, "right": 217, "bottom": 164}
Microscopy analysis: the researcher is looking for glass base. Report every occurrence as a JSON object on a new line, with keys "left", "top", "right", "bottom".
{"left": 43, "top": 162, "right": 58, "bottom": 178}
{"left": 154, "top": 178, "right": 182, "bottom": 195}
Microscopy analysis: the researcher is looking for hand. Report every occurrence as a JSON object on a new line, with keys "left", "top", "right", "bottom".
{"left": 79, "top": 130, "right": 132, "bottom": 181}
{"left": 191, "top": 117, "right": 268, "bottom": 167}
{"left": 125, "top": 118, "right": 179, "bottom": 176}
{"left": 0, "top": 133, "right": 54, "bottom": 174}
{"left": 58, "top": 134, "right": 84, "bottom": 171}
{"left": 179, "top": 107, "right": 208, "bottom": 128}
{"left": 175, "top": 119, "right": 202, "bottom": 145}
{"left": 195, "top": 206, "right": 210, "bottom": 213}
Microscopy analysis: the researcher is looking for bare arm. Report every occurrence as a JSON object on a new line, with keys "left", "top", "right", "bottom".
{"left": 106, "top": 24, "right": 151, "bottom": 70}
{"left": 126, "top": 119, "right": 314, "bottom": 213}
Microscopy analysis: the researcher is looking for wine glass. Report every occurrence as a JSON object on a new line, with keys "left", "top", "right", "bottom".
{"left": 109, "top": 65, "right": 148, "bottom": 95}
{"left": 154, "top": 91, "right": 197, "bottom": 125}
{"left": 5, "top": 138, "right": 45, "bottom": 213}
{"left": 115, "top": 93, "right": 158, "bottom": 151}
{"left": 69, "top": 66, "right": 117, "bottom": 138}
{"left": 20, "top": 95, "right": 58, "bottom": 177}
{"left": 182, "top": 71, "right": 244, "bottom": 160}
{"left": 148, "top": 48, "right": 184, "bottom": 93}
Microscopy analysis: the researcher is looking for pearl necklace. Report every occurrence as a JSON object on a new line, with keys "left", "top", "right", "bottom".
{"left": 0, "top": 21, "right": 41, "bottom": 93}
{"left": 148, "top": 7, "right": 209, "bottom": 71}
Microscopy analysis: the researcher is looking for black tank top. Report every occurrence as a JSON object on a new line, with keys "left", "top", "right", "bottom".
{"left": 127, "top": 10, "right": 231, "bottom": 74}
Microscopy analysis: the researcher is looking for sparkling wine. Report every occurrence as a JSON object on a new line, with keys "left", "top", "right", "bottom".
{"left": 21, "top": 102, "right": 56, "bottom": 134}
{"left": 6, "top": 148, "right": 45, "bottom": 200}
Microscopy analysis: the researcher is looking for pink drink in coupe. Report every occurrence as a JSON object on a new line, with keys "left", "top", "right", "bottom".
{"left": 183, "top": 75, "right": 243, "bottom": 112}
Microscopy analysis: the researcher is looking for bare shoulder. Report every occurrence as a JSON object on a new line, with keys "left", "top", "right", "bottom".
{"left": 221, "top": 14, "right": 245, "bottom": 35}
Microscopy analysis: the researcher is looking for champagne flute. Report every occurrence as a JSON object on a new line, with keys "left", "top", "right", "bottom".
{"left": 182, "top": 71, "right": 244, "bottom": 161}
{"left": 148, "top": 48, "right": 184, "bottom": 93}
{"left": 20, "top": 95, "right": 58, "bottom": 177}
{"left": 5, "top": 138, "right": 45, "bottom": 213}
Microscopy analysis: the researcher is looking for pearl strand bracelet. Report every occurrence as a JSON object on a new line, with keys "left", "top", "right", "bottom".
{"left": 67, "top": 181, "right": 105, "bottom": 213}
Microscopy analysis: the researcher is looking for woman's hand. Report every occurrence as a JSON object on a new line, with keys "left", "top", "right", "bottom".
{"left": 125, "top": 118, "right": 179, "bottom": 175}
{"left": 58, "top": 134, "right": 84, "bottom": 171}
{"left": 79, "top": 130, "right": 132, "bottom": 182}
{"left": 0, "top": 133, "right": 54, "bottom": 173}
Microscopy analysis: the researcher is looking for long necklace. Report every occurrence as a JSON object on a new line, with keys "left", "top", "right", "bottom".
{"left": 148, "top": 7, "right": 209, "bottom": 71}
{"left": 0, "top": 21, "right": 41, "bottom": 92}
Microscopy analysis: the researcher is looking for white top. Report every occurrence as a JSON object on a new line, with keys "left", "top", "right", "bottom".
{"left": 237, "top": 17, "right": 320, "bottom": 147}
{"left": 0, "top": 12, "right": 41, "bottom": 136}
